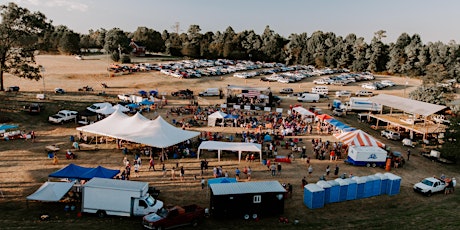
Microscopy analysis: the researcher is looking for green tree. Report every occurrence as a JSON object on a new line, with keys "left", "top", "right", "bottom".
{"left": 104, "top": 28, "right": 129, "bottom": 61}
{"left": 0, "top": 3, "right": 51, "bottom": 91}
{"left": 367, "top": 31, "right": 389, "bottom": 72}
{"left": 58, "top": 30, "right": 80, "bottom": 54}
{"left": 440, "top": 117, "right": 460, "bottom": 162}
{"left": 131, "top": 26, "right": 165, "bottom": 53}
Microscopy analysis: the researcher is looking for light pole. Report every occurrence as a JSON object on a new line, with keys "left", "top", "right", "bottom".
{"left": 40, "top": 66, "right": 46, "bottom": 97}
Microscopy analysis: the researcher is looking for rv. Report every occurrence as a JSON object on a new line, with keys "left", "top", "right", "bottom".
{"left": 311, "top": 86, "right": 329, "bottom": 96}
{"left": 199, "top": 88, "right": 220, "bottom": 97}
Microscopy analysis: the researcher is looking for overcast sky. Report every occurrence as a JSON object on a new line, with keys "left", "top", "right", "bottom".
{"left": 6, "top": 0, "right": 460, "bottom": 44}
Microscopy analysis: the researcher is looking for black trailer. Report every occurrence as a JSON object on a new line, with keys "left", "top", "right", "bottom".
{"left": 209, "top": 181, "right": 286, "bottom": 220}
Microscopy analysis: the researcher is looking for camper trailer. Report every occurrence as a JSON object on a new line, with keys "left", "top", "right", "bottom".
{"left": 209, "top": 181, "right": 286, "bottom": 220}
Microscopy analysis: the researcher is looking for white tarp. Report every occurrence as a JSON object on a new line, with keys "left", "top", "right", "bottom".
{"left": 197, "top": 141, "right": 262, "bottom": 162}
{"left": 208, "top": 111, "right": 227, "bottom": 127}
{"left": 369, "top": 94, "right": 446, "bottom": 117}
{"left": 27, "top": 181, "right": 76, "bottom": 202}
{"left": 77, "top": 110, "right": 199, "bottom": 148}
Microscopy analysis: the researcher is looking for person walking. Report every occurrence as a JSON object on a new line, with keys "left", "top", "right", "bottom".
{"left": 235, "top": 167, "right": 241, "bottom": 181}
{"left": 334, "top": 164, "right": 339, "bottom": 177}
{"left": 308, "top": 164, "right": 313, "bottom": 176}
{"left": 326, "top": 165, "right": 331, "bottom": 176}
{"left": 407, "top": 149, "right": 411, "bottom": 161}
{"left": 149, "top": 156, "right": 155, "bottom": 171}
{"left": 201, "top": 177, "right": 206, "bottom": 189}
{"left": 270, "top": 163, "right": 277, "bottom": 176}
{"left": 277, "top": 163, "right": 282, "bottom": 175}
{"left": 180, "top": 166, "right": 185, "bottom": 181}
{"left": 171, "top": 167, "right": 176, "bottom": 180}
{"left": 162, "top": 164, "right": 166, "bottom": 177}
{"left": 247, "top": 167, "right": 252, "bottom": 181}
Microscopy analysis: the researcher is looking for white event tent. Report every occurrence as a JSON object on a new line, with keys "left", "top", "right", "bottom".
{"left": 77, "top": 109, "right": 199, "bottom": 148}
{"left": 197, "top": 141, "right": 262, "bottom": 162}
{"left": 207, "top": 111, "right": 227, "bottom": 127}
{"left": 27, "top": 181, "right": 76, "bottom": 202}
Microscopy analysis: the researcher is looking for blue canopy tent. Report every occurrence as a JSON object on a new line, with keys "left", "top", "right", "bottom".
{"left": 207, "top": 177, "right": 237, "bottom": 187}
{"left": 48, "top": 163, "right": 92, "bottom": 179}
{"left": 138, "top": 90, "right": 147, "bottom": 96}
{"left": 149, "top": 90, "right": 158, "bottom": 97}
{"left": 327, "top": 119, "right": 341, "bottom": 126}
{"left": 126, "top": 103, "right": 140, "bottom": 108}
{"left": 335, "top": 123, "right": 350, "bottom": 130}
{"left": 78, "top": 166, "right": 120, "bottom": 180}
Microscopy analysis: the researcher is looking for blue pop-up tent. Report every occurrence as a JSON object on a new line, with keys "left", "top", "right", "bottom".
{"left": 207, "top": 177, "right": 237, "bottom": 187}
{"left": 139, "top": 100, "right": 154, "bottom": 105}
{"left": 79, "top": 166, "right": 120, "bottom": 180}
{"left": 0, "top": 124, "right": 18, "bottom": 132}
{"left": 48, "top": 163, "right": 92, "bottom": 179}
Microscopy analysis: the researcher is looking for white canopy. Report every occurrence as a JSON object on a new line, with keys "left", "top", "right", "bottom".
{"left": 208, "top": 111, "right": 227, "bottom": 127}
{"left": 292, "top": 107, "right": 315, "bottom": 121}
{"left": 95, "top": 105, "right": 116, "bottom": 115}
{"left": 369, "top": 94, "right": 446, "bottom": 117}
{"left": 197, "top": 141, "right": 262, "bottom": 162}
{"left": 77, "top": 110, "right": 199, "bottom": 148}
{"left": 27, "top": 181, "right": 76, "bottom": 202}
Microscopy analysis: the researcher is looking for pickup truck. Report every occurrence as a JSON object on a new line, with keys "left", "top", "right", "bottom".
{"left": 48, "top": 110, "right": 78, "bottom": 124}
{"left": 413, "top": 177, "right": 446, "bottom": 196}
{"left": 381, "top": 130, "right": 401, "bottom": 140}
{"left": 142, "top": 204, "right": 205, "bottom": 230}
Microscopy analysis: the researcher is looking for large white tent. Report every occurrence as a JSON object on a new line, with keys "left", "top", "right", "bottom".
{"left": 27, "top": 181, "right": 76, "bottom": 202}
{"left": 207, "top": 111, "right": 227, "bottom": 127}
{"left": 197, "top": 141, "right": 262, "bottom": 162}
{"left": 77, "top": 109, "right": 199, "bottom": 148}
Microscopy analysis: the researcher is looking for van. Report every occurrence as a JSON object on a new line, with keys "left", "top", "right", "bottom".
{"left": 311, "top": 86, "right": 328, "bottom": 96}
{"left": 297, "top": 93, "right": 320, "bottom": 103}
{"left": 199, "top": 88, "right": 220, "bottom": 97}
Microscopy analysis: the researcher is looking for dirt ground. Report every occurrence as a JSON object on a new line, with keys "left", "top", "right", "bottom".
{"left": 0, "top": 55, "right": 459, "bottom": 229}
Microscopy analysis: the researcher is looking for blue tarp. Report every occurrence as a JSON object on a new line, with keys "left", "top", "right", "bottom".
{"left": 48, "top": 163, "right": 92, "bottom": 179}
{"left": 0, "top": 124, "right": 18, "bottom": 131}
{"left": 126, "top": 103, "right": 140, "bottom": 108}
{"left": 207, "top": 177, "right": 237, "bottom": 187}
{"left": 79, "top": 166, "right": 120, "bottom": 180}
{"left": 224, "top": 114, "right": 239, "bottom": 119}
{"left": 139, "top": 100, "right": 154, "bottom": 105}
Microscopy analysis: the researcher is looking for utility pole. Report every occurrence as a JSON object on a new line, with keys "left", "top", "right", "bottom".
{"left": 40, "top": 66, "right": 46, "bottom": 97}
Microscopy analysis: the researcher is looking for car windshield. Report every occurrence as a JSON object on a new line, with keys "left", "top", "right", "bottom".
{"left": 421, "top": 179, "right": 433, "bottom": 186}
{"left": 145, "top": 195, "right": 156, "bottom": 207}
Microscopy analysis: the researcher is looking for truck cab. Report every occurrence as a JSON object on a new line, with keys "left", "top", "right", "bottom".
{"left": 132, "top": 194, "right": 163, "bottom": 217}
{"left": 413, "top": 177, "right": 446, "bottom": 196}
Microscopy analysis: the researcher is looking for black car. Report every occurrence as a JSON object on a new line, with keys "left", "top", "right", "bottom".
{"left": 171, "top": 89, "right": 194, "bottom": 98}
{"left": 7, "top": 86, "right": 20, "bottom": 92}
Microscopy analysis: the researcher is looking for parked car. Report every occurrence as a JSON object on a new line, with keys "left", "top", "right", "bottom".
{"left": 332, "top": 108, "right": 344, "bottom": 117}
{"left": 142, "top": 204, "right": 205, "bottom": 230}
{"left": 402, "top": 138, "right": 416, "bottom": 147}
{"left": 171, "top": 89, "right": 193, "bottom": 98}
{"left": 48, "top": 110, "right": 78, "bottom": 124}
{"left": 381, "top": 130, "right": 401, "bottom": 140}
{"left": 54, "top": 88, "right": 66, "bottom": 94}
{"left": 23, "top": 103, "right": 42, "bottom": 114}
{"left": 355, "top": 90, "right": 374, "bottom": 97}
{"left": 335, "top": 90, "right": 351, "bottom": 97}
{"left": 6, "top": 86, "right": 20, "bottom": 92}
{"left": 279, "top": 88, "right": 293, "bottom": 94}
{"left": 381, "top": 80, "right": 396, "bottom": 87}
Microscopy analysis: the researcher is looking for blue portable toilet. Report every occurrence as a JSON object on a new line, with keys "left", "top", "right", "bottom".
{"left": 316, "top": 181, "right": 332, "bottom": 204}
{"left": 327, "top": 180, "right": 340, "bottom": 203}
{"left": 304, "top": 184, "right": 325, "bottom": 209}
{"left": 334, "top": 178, "right": 349, "bottom": 202}
{"left": 352, "top": 176, "right": 367, "bottom": 199}
{"left": 375, "top": 173, "right": 389, "bottom": 195}
{"left": 363, "top": 176, "right": 375, "bottom": 198}
{"left": 367, "top": 175, "right": 381, "bottom": 197}
{"left": 384, "top": 172, "right": 402, "bottom": 196}
{"left": 344, "top": 178, "right": 357, "bottom": 200}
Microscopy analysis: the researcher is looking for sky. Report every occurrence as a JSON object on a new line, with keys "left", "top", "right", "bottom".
{"left": 4, "top": 0, "right": 460, "bottom": 44}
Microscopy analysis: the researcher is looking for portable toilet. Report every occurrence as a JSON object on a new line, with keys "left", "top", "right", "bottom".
{"left": 368, "top": 175, "right": 381, "bottom": 197}
{"left": 363, "top": 176, "right": 375, "bottom": 198}
{"left": 334, "top": 178, "right": 349, "bottom": 202}
{"left": 352, "top": 176, "right": 367, "bottom": 199}
{"left": 374, "top": 173, "right": 389, "bottom": 195}
{"left": 304, "top": 184, "right": 325, "bottom": 209}
{"left": 384, "top": 172, "right": 402, "bottom": 196}
{"left": 316, "top": 180, "right": 332, "bottom": 204}
{"left": 327, "top": 180, "right": 341, "bottom": 203}
{"left": 344, "top": 178, "right": 357, "bottom": 200}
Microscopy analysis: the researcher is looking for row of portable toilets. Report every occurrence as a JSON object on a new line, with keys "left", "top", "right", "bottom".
{"left": 304, "top": 172, "right": 401, "bottom": 209}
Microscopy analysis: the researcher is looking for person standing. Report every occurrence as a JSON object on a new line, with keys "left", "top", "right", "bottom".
{"left": 334, "top": 164, "right": 339, "bottom": 177}
{"left": 235, "top": 167, "right": 241, "bottom": 181}
{"left": 162, "top": 164, "right": 166, "bottom": 177}
{"left": 277, "top": 163, "right": 282, "bottom": 176}
{"left": 247, "top": 167, "right": 252, "bottom": 181}
{"left": 133, "top": 160, "right": 139, "bottom": 177}
{"left": 149, "top": 156, "right": 155, "bottom": 171}
{"left": 171, "top": 167, "right": 176, "bottom": 180}
{"left": 201, "top": 177, "right": 206, "bottom": 189}
{"left": 180, "top": 166, "right": 185, "bottom": 181}
{"left": 308, "top": 164, "right": 313, "bottom": 176}
{"left": 301, "top": 176, "right": 308, "bottom": 188}
{"left": 407, "top": 149, "right": 411, "bottom": 161}
{"left": 326, "top": 165, "right": 331, "bottom": 176}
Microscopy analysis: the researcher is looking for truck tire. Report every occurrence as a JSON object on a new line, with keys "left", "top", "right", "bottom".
{"left": 252, "top": 214, "right": 258, "bottom": 220}
{"left": 243, "top": 214, "right": 250, "bottom": 220}
{"left": 96, "top": 210, "right": 106, "bottom": 218}
{"left": 366, "top": 163, "right": 371, "bottom": 167}
{"left": 372, "top": 163, "right": 377, "bottom": 168}
{"left": 157, "top": 226, "right": 164, "bottom": 230}
{"left": 191, "top": 219, "right": 199, "bottom": 227}
{"left": 426, "top": 191, "right": 432, "bottom": 197}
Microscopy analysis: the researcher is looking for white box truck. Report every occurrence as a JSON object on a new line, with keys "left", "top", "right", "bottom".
{"left": 345, "top": 146, "right": 388, "bottom": 167}
{"left": 341, "top": 97, "right": 382, "bottom": 112}
{"left": 82, "top": 178, "right": 163, "bottom": 217}
{"left": 199, "top": 88, "right": 220, "bottom": 96}
{"left": 297, "top": 93, "right": 320, "bottom": 102}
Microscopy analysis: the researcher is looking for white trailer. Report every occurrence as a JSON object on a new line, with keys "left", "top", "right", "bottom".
{"left": 341, "top": 97, "right": 382, "bottom": 112}
{"left": 345, "top": 146, "right": 388, "bottom": 167}
{"left": 82, "top": 178, "right": 163, "bottom": 217}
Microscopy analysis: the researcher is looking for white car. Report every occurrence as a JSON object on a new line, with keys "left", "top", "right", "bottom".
{"left": 313, "top": 78, "right": 330, "bottom": 85}
{"left": 355, "top": 90, "right": 374, "bottom": 96}
{"left": 381, "top": 80, "right": 396, "bottom": 87}
{"left": 279, "top": 88, "right": 294, "bottom": 94}
{"left": 362, "top": 83, "right": 378, "bottom": 90}
{"left": 335, "top": 90, "right": 351, "bottom": 97}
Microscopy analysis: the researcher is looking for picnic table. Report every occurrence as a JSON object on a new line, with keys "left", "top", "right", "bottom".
{"left": 78, "top": 143, "right": 99, "bottom": 151}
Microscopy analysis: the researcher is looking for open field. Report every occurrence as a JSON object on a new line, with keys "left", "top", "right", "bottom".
{"left": 0, "top": 55, "right": 459, "bottom": 230}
